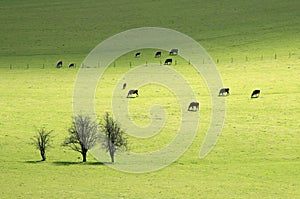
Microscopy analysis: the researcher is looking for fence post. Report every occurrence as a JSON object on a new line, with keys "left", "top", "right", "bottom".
{"left": 10, "top": 64, "right": 12, "bottom": 70}
{"left": 274, "top": 53, "right": 277, "bottom": 60}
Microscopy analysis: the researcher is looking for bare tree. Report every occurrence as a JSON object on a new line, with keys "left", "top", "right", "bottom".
{"left": 101, "top": 112, "right": 128, "bottom": 163}
{"left": 31, "top": 127, "right": 53, "bottom": 161}
{"left": 62, "top": 115, "right": 99, "bottom": 162}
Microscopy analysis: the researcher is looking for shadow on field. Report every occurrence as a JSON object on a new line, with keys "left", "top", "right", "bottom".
{"left": 24, "top": 160, "right": 45, "bottom": 164}
{"left": 187, "top": 110, "right": 198, "bottom": 112}
{"left": 52, "top": 161, "right": 105, "bottom": 166}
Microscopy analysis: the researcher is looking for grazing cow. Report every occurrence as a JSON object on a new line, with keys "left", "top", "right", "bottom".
{"left": 188, "top": 102, "right": 199, "bottom": 111}
{"left": 135, "top": 52, "right": 141, "bottom": 58}
{"left": 155, "top": 51, "right": 161, "bottom": 58}
{"left": 169, "top": 49, "right": 178, "bottom": 55}
{"left": 127, "top": 89, "right": 139, "bottom": 98}
{"left": 122, "top": 83, "right": 127, "bottom": 90}
{"left": 164, "top": 58, "right": 172, "bottom": 65}
{"left": 251, "top": 89, "right": 260, "bottom": 98}
{"left": 219, "top": 88, "right": 230, "bottom": 96}
{"left": 56, "top": 60, "right": 62, "bottom": 68}
{"left": 68, "top": 63, "right": 75, "bottom": 68}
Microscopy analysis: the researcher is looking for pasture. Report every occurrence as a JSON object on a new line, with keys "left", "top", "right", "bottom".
{"left": 0, "top": 0, "right": 300, "bottom": 198}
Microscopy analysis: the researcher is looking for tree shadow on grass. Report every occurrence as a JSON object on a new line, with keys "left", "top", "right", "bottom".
{"left": 24, "top": 160, "right": 45, "bottom": 164}
{"left": 52, "top": 161, "right": 105, "bottom": 166}
{"left": 24, "top": 160, "right": 110, "bottom": 166}
{"left": 187, "top": 110, "right": 199, "bottom": 112}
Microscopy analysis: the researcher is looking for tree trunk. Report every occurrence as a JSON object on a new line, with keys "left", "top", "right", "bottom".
{"left": 40, "top": 150, "right": 46, "bottom": 161}
{"left": 82, "top": 151, "right": 87, "bottom": 162}
{"left": 81, "top": 146, "right": 88, "bottom": 162}
{"left": 110, "top": 150, "right": 114, "bottom": 163}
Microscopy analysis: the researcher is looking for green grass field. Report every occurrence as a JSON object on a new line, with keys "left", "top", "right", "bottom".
{"left": 0, "top": 0, "right": 300, "bottom": 198}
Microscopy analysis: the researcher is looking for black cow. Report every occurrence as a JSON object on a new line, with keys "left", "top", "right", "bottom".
{"left": 56, "top": 60, "right": 62, "bottom": 68}
{"left": 169, "top": 49, "right": 178, "bottom": 56}
{"left": 68, "top": 63, "right": 75, "bottom": 68}
{"left": 122, "top": 83, "right": 127, "bottom": 90}
{"left": 135, "top": 52, "right": 141, "bottom": 58}
{"left": 155, "top": 51, "right": 161, "bottom": 58}
{"left": 219, "top": 88, "right": 230, "bottom": 96}
{"left": 127, "top": 89, "right": 139, "bottom": 98}
{"left": 188, "top": 102, "right": 199, "bottom": 111}
{"left": 251, "top": 90, "right": 260, "bottom": 98}
{"left": 164, "top": 58, "right": 172, "bottom": 65}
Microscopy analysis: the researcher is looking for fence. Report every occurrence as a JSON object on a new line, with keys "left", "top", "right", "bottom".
{"left": 1, "top": 51, "right": 298, "bottom": 70}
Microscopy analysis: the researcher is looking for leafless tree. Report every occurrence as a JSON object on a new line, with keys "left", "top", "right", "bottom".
{"left": 31, "top": 127, "right": 53, "bottom": 161}
{"left": 62, "top": 115, "right": 100, "bottom": 162}
{"left": 101, "top": 112, "right": 128, "bottom": 163}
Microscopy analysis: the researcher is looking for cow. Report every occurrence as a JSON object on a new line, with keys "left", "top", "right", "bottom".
{"left": 251, "top": 89, "right": 260, "bottom": 98}
{"left": 135, "top": 52, "right": 141, "bottom": 58}
{"left": 164, "top": 58, "right": 172, "bottom": 65}
{"left": 127, "top": 89, "right": 139, "bottom": 98}
{"left": 155, "top": 51, "right": 161, "bottom": 58}
{"left": 219, "top": 88, "right": 230, "bottom": 96}
{"left": 56, "top": 60, "right": 62, "bottom": 68}
{"left": 68, "top": 63, "right": 75, "bottom": 68}
{"left": 188, "top": 102, "right": 199, "bottom": 111}
{"left": 169, "top": 49, "right": 178, "bottom": 56}
{"left": 122, "top": 83, "right": 127, "bottom": 90}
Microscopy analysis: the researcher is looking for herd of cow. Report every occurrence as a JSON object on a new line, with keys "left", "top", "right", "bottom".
{"left": 56, "top": 49, "right": 178, "bottom": 68}
{"left": 218, "top": 88, "right": 261, "bottom": 98}
{"left": 127, "top": 49, "right": 261, "bottom": 112}
{"left": 57, "top": 49, "right": 261, "bottom": 112}
{"left": 135, "top": 48, "right": 178, "bottom": 65}
{"left": 124, "top": 86, "right": 260, "bottom": 111}
{"left": 56, "top": 60, "right": 75, "bottom": 68}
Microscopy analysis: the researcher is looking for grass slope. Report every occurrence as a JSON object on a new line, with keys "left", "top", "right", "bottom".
{"left": 0, "top": 0, "right": 299, "bottom": 198}
{"left": 0, "top": 0, "right": 299, "bottom": 66}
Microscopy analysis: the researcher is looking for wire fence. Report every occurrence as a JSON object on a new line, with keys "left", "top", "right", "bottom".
{"left": 1, "top": 51, "right": 298, "bottom": 70}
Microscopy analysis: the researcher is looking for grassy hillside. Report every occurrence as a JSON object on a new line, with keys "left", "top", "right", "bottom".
{"left": 0, "top": 0, "right": 299, "bottom": 66}
{"left": 0, "top": 0, "right": 299, "bottom": 198}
